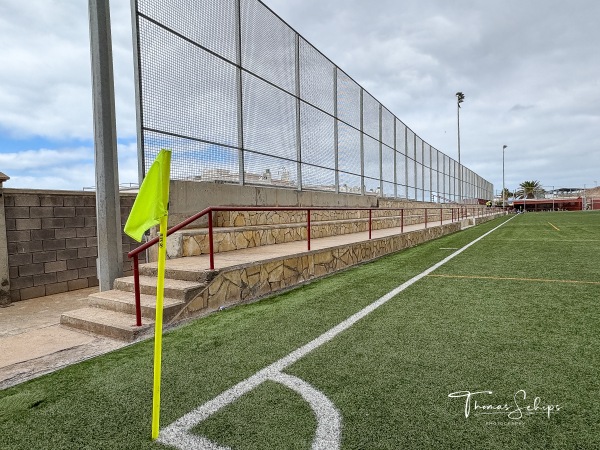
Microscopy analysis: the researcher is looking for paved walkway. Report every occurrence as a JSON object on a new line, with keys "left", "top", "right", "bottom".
{"left": 0, "top": 216, "right": 476, "bottom": 389}
{"left": 0, "top": 287, "right": 125, "bottom": 389}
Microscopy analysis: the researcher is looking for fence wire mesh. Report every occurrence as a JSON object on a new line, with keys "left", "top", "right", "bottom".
{"left": 133, "top": 0, "right": 493, "bottom": 202}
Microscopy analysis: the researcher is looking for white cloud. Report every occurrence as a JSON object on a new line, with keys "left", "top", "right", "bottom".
{"left": 0, "top": 0, "right": 135, "bottom": 140}
{"left": 0, "top": 142, "right": 139, "bottom": 191}
{"left": 1, "top": 0, "right": 599, "bottom": 195}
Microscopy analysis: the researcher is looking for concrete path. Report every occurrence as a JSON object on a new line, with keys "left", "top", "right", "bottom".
{"left": 0, "top": 287, "right": 125, "bottom": 389}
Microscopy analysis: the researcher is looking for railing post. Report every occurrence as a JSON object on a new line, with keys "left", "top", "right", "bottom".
{"left": 307, "top": 209, "right": 311, "bottom": 251}
{"left": 368, "top": 209, "right": 372, "bottom": 239}
{"left": 424, "top": 208, "right": 428, "bottom": 228}
{"left": 208, "top": 209, "right": 215, "bottom": 270}
{"left": 133, "top": 254, "right": 141, "bottom": 326}
{"left": 401, "top": 208, "right": 404, "bottom": 233}
{"left": 440, "top": 207, "right": 443, "bottom": 226}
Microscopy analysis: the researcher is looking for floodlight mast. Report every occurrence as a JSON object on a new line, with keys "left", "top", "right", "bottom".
{"left": 502, "top": 145, "right": 507, "bottom": 207}
{"left": 456, "top": 92, "right": 465, "bottom": 201}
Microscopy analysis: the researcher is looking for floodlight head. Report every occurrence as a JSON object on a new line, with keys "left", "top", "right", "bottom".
{"left": 456, "top": 92, "right": 465, "bottom": 103}
{"left": 503, "top": 145, "right": 508, "bottom": 149}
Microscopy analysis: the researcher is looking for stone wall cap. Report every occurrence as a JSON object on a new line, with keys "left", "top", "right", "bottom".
{"left": 2, "top": 187, "right": 137, "bottom": 197}
{"left": 0, "top": 172, "right": 9, "bottom": 183}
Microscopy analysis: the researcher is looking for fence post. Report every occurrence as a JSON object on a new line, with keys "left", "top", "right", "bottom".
{"left": 368, "top": 209, "right": 372, "bottom": 239}
{"left": 424, "top": 208, "right": 428, "bottom": 229}
{"left": 440, "top": 207, "right": 443, "bottom": 226}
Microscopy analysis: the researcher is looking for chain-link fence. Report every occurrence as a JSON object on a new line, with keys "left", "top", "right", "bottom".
{"left": 132, "top": 0, "right": 493, "bottom": 203}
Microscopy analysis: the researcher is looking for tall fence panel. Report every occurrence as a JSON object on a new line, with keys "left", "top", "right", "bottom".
{"left": 132, "top": 0, "right": 493, "bottom": 202}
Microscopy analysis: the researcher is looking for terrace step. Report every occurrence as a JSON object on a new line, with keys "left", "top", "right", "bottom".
{"left": 60, "top": 307, "right": 153, "bottom": 342}
{"left": 88, "top": 289, "right": 185, "bottom": 321}
{"left": 168, "top": 212, "right": 441, "bottom": 258}
{"left": 138, "top": 264, "right": 219, "bottom": 284}
{"left": 113, "top": 276, "right": 206, "bottom": 302}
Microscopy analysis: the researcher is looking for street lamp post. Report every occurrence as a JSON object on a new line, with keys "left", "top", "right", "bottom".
{"left": 502, "top": 145, "right": 507, "bottom": 208}
{"left": 456, "top": 92, "right": 465, "bottom": 202}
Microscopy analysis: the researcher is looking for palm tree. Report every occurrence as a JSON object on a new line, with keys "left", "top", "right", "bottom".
{"left": 515, "top": 180, "right": 545, "bottom": 199}
{"left": 500, "top": 187, "right": 513, "bottom": 200}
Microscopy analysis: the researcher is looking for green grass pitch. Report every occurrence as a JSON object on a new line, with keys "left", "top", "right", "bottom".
{"left": 1, "top": 211, "right": 599, "bottom": 449}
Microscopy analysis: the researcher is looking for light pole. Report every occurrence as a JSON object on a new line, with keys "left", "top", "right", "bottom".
{"left": 502, "top": 145, "right": 507, "bottom": 208}
{"left": 456, "top": 92, "right": 465, "bottom": 201}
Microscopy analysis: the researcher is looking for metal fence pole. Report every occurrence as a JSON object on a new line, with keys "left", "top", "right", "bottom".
{"left": 393, "top": 118, "right": 397, "bottom": 198}
{"left": 129, "top": 0, "right": 144, "bottom": 183}
{"left": 413, "top": 133, "right": 417, "bottom": 200}
{"left": 420, "top": 140, "right": 425, "bottom": 201}
{"left": 404, "top": 126, "right": 409, "bottom": 199}
{"left": 334, "top": 68, "right": 339, "bottom": 194}
{"left": 295, "top": 33, "right": 302, "bottom": 191}
{"left": 235, "top": 0, "right": 245, "bottom": 185}
{"left": 360, "top": 89, "right": 365, "bottom": 195}
{"left": 379, "top": 104, "right": 383, "bottom": 197}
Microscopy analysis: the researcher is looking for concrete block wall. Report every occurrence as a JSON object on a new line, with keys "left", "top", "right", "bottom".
{"left": 168, "top": 181, "right": 378, "bottom": 227}
{"left": 3, "top": 189, "right": 143, "bottom": 302}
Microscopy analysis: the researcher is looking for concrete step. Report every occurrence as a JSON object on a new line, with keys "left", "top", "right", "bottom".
{"left": 88, "top": 290, "right": 185, "bottom": 321}
{"left": 113, "top": 276, "right": 206, "bottom": 302}
{"left": 60, "top": 307, "right": 153, "bottom": 342}
{"left": 138, "top": 264, "right": 219, "bottom": 284}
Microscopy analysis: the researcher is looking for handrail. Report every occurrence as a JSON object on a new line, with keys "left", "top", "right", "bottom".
{"left": 127, "top": 205, "right": 501, "bottom": 326}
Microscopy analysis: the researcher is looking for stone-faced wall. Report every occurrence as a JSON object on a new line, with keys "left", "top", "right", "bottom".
{"left": 3, "top": 189, "right": 143, "bottom": 301}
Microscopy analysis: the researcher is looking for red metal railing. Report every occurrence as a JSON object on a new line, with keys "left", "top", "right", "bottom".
{"left": 127, "top": 205, "right": 499, "bottom": 326}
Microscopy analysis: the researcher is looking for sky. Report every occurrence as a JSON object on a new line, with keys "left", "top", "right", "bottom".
{"left": 1, "top": 0, "right": 598, "bottom": 195}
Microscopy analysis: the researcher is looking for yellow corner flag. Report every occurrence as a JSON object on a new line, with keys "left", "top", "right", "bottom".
{"left": 123, "top": 149, "right": 171, "bottom": 440}
{"left": 124, "top": 149, "right": 172, "bottom": 242}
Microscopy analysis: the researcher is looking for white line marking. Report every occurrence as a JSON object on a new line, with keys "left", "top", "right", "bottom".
{"left": 270, "top": 372, "right": 342, "bottom": 450}
{"left": 158, "top": 216, "right": 515, "bottom": 449}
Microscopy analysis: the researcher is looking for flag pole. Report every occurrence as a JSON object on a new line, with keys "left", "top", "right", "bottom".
{"left": 151, "top": 214, "right": 168, "bottom": 439}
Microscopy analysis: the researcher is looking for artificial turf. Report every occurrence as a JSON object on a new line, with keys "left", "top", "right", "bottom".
{"left": 1, "top": 212, "right": 598, "bottom": 449}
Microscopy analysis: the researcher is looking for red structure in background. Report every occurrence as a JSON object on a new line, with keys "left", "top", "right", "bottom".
{"left": 512, "top": 197, "right": 600, "bottom": 212}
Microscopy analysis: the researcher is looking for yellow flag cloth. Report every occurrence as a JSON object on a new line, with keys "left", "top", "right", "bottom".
{"left": 124, "top": 149, "right": 172, "bottom": 242}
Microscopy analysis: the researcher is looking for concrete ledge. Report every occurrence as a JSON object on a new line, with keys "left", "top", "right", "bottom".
{"left": 169, "top": 181, "right": 379, "bottom": 227}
